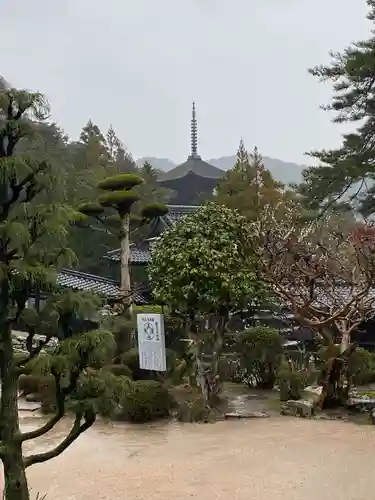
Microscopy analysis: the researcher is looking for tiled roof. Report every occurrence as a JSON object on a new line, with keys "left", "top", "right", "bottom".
{"left": 106, "top": 205, "right": 199, "bottom": 263}
{"left": 56, "top": 269, "right": 147, "bottom": 303}
{"left": 162, "top": 205, "right": 199, "bottom": 226}
{"left": 158, "top": 156, "right": 224, "bottom": 182}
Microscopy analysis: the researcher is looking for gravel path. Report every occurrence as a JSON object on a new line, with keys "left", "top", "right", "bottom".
{"left": 21, "top": 416, "right": 375, "bottom": 500}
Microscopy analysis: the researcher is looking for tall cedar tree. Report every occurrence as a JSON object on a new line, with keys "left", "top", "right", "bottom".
{"left": 215, "top": 140, "right": 293, "bottom": 221}
{"left": 0, "top": 87, "right": 123, "bottom": 500}
{"left": 299, "top": 1, "right": 375, "bottom": 215}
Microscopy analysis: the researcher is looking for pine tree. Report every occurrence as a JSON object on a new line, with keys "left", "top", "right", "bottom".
{"left": 79, "top": 174, "right": 168, "bottom": 315}
{"left": 300, "top": 0, "right": 375, "bottom": 215}
{"left": 0, "top": 86, "right": 121, "bottom": 500}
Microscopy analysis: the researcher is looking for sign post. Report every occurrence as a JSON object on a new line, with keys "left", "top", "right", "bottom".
{"left": 137, "top": 313, "right": 167, "bottom": 372}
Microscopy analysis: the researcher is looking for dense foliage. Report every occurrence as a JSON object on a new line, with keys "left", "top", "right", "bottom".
{"left": 150, "top": 202, "right": 266, "bottom": 313}
{"left": 298, "top": 0, "right": 375, "bottom": 216}
{"left": 0, "top": 85, "right": 133, "bottom": 500}
{"left": 149, "top": 201, "right": 268, "bottom": 404}
{"left": 216, "top": 141, "right": 294, "bottom": 221}
{"left": 237, "top": 327, "right": 283, "bottom": 389}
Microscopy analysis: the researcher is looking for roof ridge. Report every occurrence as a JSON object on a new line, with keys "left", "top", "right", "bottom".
{"left": 60, "top": 268, "right": 118, "bottom": 285}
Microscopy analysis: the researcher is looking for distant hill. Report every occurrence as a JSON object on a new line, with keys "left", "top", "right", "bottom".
{"left": 137, "top": 155, "right": 306, "bottom": 185}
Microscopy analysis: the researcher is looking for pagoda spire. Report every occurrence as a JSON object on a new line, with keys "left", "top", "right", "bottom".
{"left": 190, "top": 101, "right": 200, "bottom": 158}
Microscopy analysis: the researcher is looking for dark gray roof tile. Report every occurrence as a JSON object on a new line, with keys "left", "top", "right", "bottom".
{"left": 158, "top": 156, "right": 224, "bottom": 182}
{"left": 57, "top": 269, "right": 147, "bottom": 303}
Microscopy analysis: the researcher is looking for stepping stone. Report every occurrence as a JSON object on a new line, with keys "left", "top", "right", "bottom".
{"left": 224, "top": 411, "right": 269, "bottom": 419}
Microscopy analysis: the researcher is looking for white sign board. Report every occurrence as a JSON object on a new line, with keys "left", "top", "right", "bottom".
{"left": 137, "top": 313, "right": 167, "bottom": 372}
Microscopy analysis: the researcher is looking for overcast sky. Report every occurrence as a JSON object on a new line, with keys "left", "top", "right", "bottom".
{"left": 0, "top": 0, "right": 371, "bottom": 164}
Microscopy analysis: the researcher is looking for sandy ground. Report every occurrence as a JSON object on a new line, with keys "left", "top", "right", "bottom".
{"left": 14, "top": 416, "right": 375, "bottom": 500}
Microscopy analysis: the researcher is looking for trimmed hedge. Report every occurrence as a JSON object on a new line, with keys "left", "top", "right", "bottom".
{"left": 119, "top": 380, "right": 172, "bottom": 422}
{"left": 277, "top": 369, "right": 310, "bottom": 401}
{"left": 237, "top": 326, "right": 283, "bottom": 389}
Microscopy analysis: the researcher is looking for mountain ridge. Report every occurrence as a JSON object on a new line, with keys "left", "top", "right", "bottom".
{"left": 137, "top": 155, "right": 306, "bottom": 185}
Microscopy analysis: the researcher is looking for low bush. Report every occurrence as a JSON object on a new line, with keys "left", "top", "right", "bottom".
{"left": 348, "top": 349, "right": 375, "bottom": 385}
{"left": 237, "top": 327, "right": 283, "bottom": 389}
{"left": 118, "top": 380, "right": 172, "bottom": 423}
{"left": 277, "top": 369, "right": 310, "bottom": 401}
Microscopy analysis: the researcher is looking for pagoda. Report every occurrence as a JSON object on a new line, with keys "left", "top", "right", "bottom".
{"left": 157, "top": 102, "right": 224, "bottom": 205}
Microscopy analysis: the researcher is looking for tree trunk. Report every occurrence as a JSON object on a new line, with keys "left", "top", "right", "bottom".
{"left": 340, "top": 331, "right": 350, "bottom": 353}
{"left": 119, "top": 212, "right": 132, "bottom": 315}
{"left": 0, "top": 322, "right": 30, "bottom": 500}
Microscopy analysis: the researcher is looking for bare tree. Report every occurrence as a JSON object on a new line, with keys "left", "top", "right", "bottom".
{"left": 251, "top": 205, "right": 375, "bottom": 406}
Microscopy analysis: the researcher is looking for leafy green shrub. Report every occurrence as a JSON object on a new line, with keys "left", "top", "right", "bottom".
{"left": 348, "top": 349, "right": 375, "bottom": 385}
{"left": 107, "top": 364, "right": 133, "bottom": 378}
{"left": 119, "top": 380, "right": 172, "bottom": 422}
{"left": 277, "top": 369, "right": 310, "bottom": 401}
{"left": 237, "top": 327, "right": 283, "bottom": 389}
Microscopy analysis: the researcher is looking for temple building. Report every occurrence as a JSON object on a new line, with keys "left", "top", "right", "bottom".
{"left": 157, "top": 103, "right": 224, "bottom": 205}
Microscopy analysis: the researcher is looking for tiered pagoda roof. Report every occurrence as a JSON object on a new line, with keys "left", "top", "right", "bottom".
{"left": 157, "top": 103, "right": 224, "bottom": 204}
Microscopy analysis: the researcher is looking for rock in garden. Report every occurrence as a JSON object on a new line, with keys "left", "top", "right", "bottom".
{"left": 224, "top": 411, "right": 269, "bottom": 419}
{"left": 281, "top": 399, "right": 315, "bottom": 418}
{"left": 347, "top": 397, "right": 375, "bottom": 412}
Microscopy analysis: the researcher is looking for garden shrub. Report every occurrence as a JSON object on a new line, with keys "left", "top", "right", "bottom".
{"left": 118, "top": 380, "right": 172, "bottom": 422}
{"left": 277, "top": 369, "right": 310, "bottom": 401}
{"left": 237, "top": 327, "right": 283, "bottom": 389}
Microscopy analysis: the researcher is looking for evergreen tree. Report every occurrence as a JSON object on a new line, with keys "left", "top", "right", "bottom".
{"left": 216, "top": 140, "right": 292, "bottom": 221}
{"left": 299, "top": 0, "right": 375, "bottom": 215}
{"left": 106, "top": 125, "right": 136, "bottom": 173}
{"left": 235, "top": 138, "right": 249, "bottom": 167}
{"left": 0, "top": 87, "right": 121, "bottom": 499}
{"left": 79, "top": 174, "right": 168, "bottom": 315}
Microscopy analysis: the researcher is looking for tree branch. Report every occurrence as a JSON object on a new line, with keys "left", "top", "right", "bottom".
{"left": 23, "top": 410, "right": 96, "bottom": 468}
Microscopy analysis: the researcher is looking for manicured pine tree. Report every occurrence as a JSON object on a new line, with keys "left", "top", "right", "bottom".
{"left": 79, "top": 173, "right": 168, "bottom": 314}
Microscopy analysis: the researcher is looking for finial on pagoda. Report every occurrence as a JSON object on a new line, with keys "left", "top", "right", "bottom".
{"left": 190, "top": 101, "right": 199, "bottom": 158}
